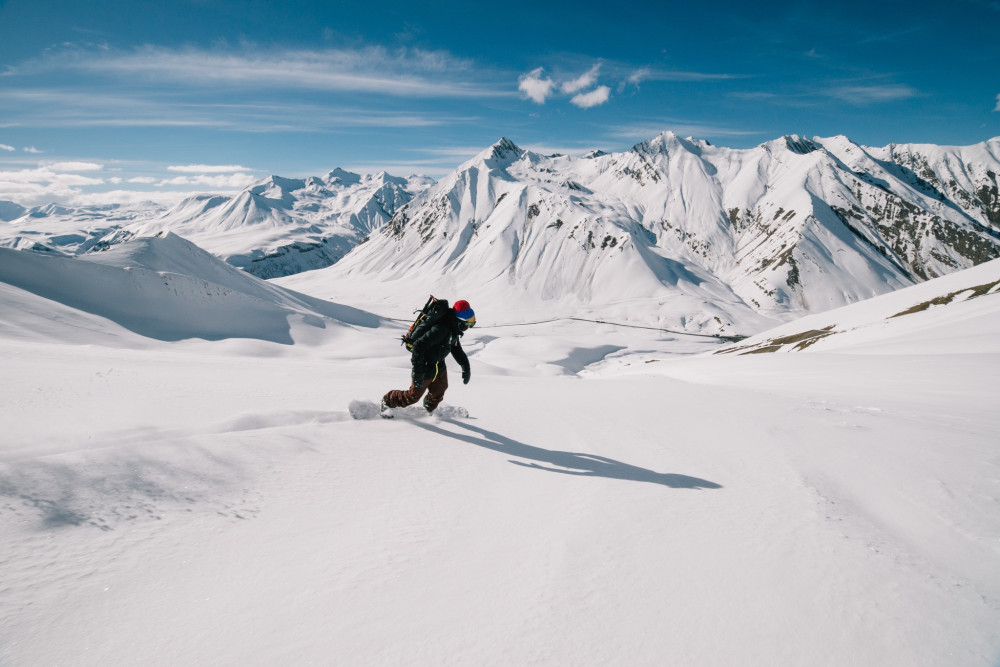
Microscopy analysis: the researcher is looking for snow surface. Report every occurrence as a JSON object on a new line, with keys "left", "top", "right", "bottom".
{"left": 2, "top": 234, "right": 999, "bottom": 666}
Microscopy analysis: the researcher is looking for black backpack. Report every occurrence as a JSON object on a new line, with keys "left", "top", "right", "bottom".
{"left": 401, "top": 295, "right": 450, "bottom": 351}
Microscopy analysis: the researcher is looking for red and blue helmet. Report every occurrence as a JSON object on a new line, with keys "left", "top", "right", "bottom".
{"left": 453, "top": 300, "right": 476, "bottom": 328}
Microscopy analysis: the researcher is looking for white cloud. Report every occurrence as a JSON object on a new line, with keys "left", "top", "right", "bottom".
{"left": 10, "top": 44, "right": 510, "bottom": 100}
{"left": 24, "top": 146, "right": 42, "bottom": 153}
{"left": 0, "top": 166, "right": 103, "bottom": 186}
{"left": 48, "top": 161, "right": 103, "bottom": 172}
{"left": 561, "top": 64, "right": 601, "bottom": 94}
{"left": 571, "top": 86, "right": 611, "bottom": 109}
{"left": 825, "top": 84, "right": 919, "bottom": 105}
{"left": 995, "top": 93, "right": 1000, "bottom": 111}
{"left": 167, "top": 164, "right": 252, "bottom": 173}
{"left": 128, "top": 176, "right": 158, "bottom": 184}
{"left": 0, "top": 144, "right": 14, "bottom": 152}
{"left": 159, "top": 173, "right": 259, "bottom": 188}
{"left": 0, "top": 164, "right": 106, "bottom": 204}
{"left": 519, "top": 67, "right": 555, "bottom": 104}
{"left": 627, "top": 68, "right": 650, "bottom": 87}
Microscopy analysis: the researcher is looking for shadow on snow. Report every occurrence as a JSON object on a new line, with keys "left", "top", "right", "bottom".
{"left": 413, "top": 419, "right": 722, "bottom": 490}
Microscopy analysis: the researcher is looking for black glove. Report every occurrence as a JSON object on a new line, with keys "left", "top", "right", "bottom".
{"left": 462, "top": 366, "right": 471, "bottom": 385}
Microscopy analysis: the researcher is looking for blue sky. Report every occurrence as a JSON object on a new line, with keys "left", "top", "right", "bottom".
{"left": 1, "top": 0, "right": 998, "bottom": 205}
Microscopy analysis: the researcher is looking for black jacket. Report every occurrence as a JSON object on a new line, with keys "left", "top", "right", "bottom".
{"left": 410, "top": 311, "right": 470, "bottom": 376}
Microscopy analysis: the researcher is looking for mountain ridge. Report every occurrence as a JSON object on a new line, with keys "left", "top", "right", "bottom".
{"left": 2, "top": 133, "right": 999, "bottom": 336}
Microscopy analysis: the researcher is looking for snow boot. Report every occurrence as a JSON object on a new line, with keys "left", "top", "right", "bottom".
{"left": 422, "top": 396, "right": 436, "bottom": 414}
{"left": 380, "top": 398, "right": 394, "bottom": 419}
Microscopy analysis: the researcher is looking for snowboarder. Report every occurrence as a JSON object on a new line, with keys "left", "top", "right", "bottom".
{"left": 381, "top": 299, "right": 476, "bottom": 417}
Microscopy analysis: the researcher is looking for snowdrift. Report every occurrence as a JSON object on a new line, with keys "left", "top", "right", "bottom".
{"left": 0, "top": 232, "right": 379, "bottom": 344}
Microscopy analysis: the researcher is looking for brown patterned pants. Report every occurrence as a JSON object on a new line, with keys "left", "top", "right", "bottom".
{"left": 382, "top": 363, "right": 448, "bottom": 410}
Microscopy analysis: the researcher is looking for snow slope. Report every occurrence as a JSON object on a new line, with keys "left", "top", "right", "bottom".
{"left": 713, "top": 256, "right": 1000, "bottom": 356}
{"left": 326, "top": 135, "right": 1000, "bottom": 335}
{"left": 1, "top": 247, "right": 998, "bottom": 665}
{"left": 0, "top": 232, "right": 378, "bottom": 344}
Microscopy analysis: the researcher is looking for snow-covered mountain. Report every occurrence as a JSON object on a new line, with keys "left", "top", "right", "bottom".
{"left": 328, "top": 134, "right": 1000, "bottom": 333}
{"left": 0, "top": 231, "right": 379, "bottom": 344}
{"left": 132, "top": 170, "right": 432, "bottom": 278}
{"left": 3, "top": 133, "right": 998, "bottom": 338}
{"left": 0, "top": 169, "right": 433, "bottom": 278}
{"left": 0, "top": 201, "right": 168, "bottom": 253}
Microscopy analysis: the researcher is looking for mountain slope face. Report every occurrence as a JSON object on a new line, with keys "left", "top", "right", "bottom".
{"left": 715, "top": 257, "right": 1000, "bottom": 355}
{"left": 0, "top": 201, "right": 167, "bottom": 253}
{"left": 0, "top": 169, "right": 432, "bottom": 279}
{"left": 331, "top": 134, "right": 1000, "bottom": 332}
{"left": 130, "top": 170, "right": 431, "bottom": 278}
{"left": 0, "top": 232, "right": 380, "bottom": 344}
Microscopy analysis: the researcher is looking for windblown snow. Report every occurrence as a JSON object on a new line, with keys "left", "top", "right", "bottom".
{"left": 1, "top": 134, "right": 999, "bottom": 666}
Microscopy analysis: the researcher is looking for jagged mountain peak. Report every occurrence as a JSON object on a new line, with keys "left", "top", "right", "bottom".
{"left": 249, "top": 175, "right": 307, "bottom": 201}
{"left": 781, "top": 134, "right": 823, "bottom": 155}
{"left": 630, "top": 131, "right": 717, "bottom": 159}
{"left": 364, "top": 171, "right": 408, "bottom": 188}
{"left": 331, "top": 132, "right": 1000, "bottom": 333}
{"left": 461, "top": 137, "right": 526, "bottom": 171}
{"left": 325, "top": 168, "right": 362, "bottom": 185}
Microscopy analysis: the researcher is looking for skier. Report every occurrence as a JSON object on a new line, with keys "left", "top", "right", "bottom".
{"left": 381, "top": 299, "right": 476, "bottom": 417}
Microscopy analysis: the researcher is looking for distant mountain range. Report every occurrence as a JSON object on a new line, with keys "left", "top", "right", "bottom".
{"left": 2, "top": 133, "right": 998, "bottom": 332}
{"left": 0, "top": 169, "right": 432, "bottom": 279}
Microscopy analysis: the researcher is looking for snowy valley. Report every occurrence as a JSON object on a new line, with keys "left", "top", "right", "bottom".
{"left": 1, "top": 134, "right": 999, "bottom": 666}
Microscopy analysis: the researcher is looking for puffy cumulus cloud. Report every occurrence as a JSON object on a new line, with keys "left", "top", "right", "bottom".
{"left": 518, "top": 67, "right": 555, "bottom": 104}
{"left": 560, "top": 63, "right": 601, "bottom": 94}
{"left": 519, "top": 62, "right": 612, "bottom": 109}
{"left": 570, "top": 86, "right": 611, "bottom": 109}
{"left": 0, "top": 165, "right": 104, "bottom": 186}
{"left": 0, "top": 165, "right": 106, "bottom": 204}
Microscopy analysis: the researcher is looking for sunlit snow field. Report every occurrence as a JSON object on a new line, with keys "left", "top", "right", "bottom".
{"left": 1, "top": 247, "right": 999, "bottom": 666}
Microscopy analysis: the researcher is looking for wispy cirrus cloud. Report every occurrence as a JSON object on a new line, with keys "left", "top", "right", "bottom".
{"left": 994, "top": 93, "right": 1000, "bottom": 111}
{"left": 159, "top": 173, "right": 259, "bottom": 188}
{"left": 609, "top": 120, "right": 760, "bottom": 141}
{"left": 0, "top": 87, "right": 474, "bottom": 132}
{"left": 167, "top": 164, "right": 252, "bottom": 174}
{"left": 823, "top": 83, "right": 920, "bottom": 105}
{"left": 0, "top": 144, "right": 14, "bottom": 152}
{"left": 623, "top": 67, "right": 745, "bottom": 85}
{"left": 4, "top": 44, "right": 512, "bottom": 100}
{"left": 732, "top": 79, "right": 922, "bottom": 108}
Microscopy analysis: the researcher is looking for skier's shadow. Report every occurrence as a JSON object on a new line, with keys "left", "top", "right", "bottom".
{"left": 412, "top": 419, "right": 722, "bottom": 490}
